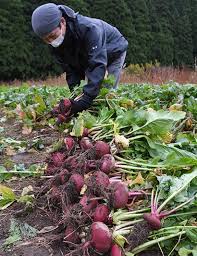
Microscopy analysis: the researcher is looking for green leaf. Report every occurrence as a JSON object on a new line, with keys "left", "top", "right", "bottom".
{"left": 179, "top": 246, "right": 197, "bottom": 256}
{"left": 157, "top": 168, "right": 197, "bottom": 204}
{"left": 132, "top": 110, "right": 186, "bottom": 137}
{"left": 82, "top": 111, "right": 96, "bottom": 129}
{"left": 34, "top": 94, "right": 46, "bottom": 114}
{"left": 3, "top": 218, "right": 38, "bottom": 247}
{"left": 70, "top": 116, "right": 84, "bottom": 137}
{"left": 0, "top": 199, "right": 15, "bottom": 210}
{"left": 163, "top": 152, "right": 197, "bottom": 167}
{"left": 0, "top": 185, "right": 16, "bottom": 200}
{"left": 186, "top": 229, "right": 197, "bottom": 244}
{"left": 146, "top": 137, "right": 197, "bottom": 161}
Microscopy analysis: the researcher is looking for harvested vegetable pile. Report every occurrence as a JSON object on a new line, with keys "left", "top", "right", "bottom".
{"left": 0, "top": 83, "right": 197, "bottom": 255}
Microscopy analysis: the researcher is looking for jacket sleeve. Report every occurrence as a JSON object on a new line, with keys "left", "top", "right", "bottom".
{"left": 83, "top": 24, "right": 107, "bottom": 98}
{"left": 71, "top": 24, "right": 107, "bottom": 114}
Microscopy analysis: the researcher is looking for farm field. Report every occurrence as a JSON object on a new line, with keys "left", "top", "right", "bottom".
{"left": 0, "top": 83, "right": 196, "bottom": 256}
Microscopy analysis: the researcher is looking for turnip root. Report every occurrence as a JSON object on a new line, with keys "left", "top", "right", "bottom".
{"left": 62, "top": 174, "right": 84, "bottom": 206}
{"left": 111, "top": 244, "right": 123, "bottom": 256}
{"left": 51, "top": 152, "right": 65, "bottom": 167}
{"left": 80, "top": 137, "right": 94, "bottom": 151}
{"left": 86, "top": 171, "right": 110, "bottom": 197}
{"left": 69, "top": 174, "right": 84, "bottom": 193}
{"left": 99, "top": 154, "right": 115, "bottom": 174}
{"left": 80, "top": 195, "right": 98, "bottom": 213}
{"left": 49, "top": 186, "right": 62, "bottom": 206}
{"left": 64, "top": 224, "right": 80, "bottom": 245}
{"left": 90, "top": 222, "right": 112, "bottom": 253}
{"left": 64, "top": 136, "right": 75, "bottom": 152}
{"left": 93, "top": 204, "right": 110, "bottom": 223}
{"left": 94, "top": 141, "right": 110, "bottom": 159}
{"left": 143, "top": 213, "right": 162, "bottom": 230}
{"left": 82, "top": 128, "right": 89, "bottom": 137}
{"left": 108, "top": 182, "right": 128, "bottom": 209}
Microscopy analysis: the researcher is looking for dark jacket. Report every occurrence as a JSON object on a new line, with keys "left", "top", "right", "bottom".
{"left": 52, "top": 5, "right": 128, "bottom": 113}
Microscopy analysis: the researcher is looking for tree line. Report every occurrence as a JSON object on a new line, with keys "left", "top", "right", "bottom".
{"left": 0, "top": 0, "right": 196, "bottom": 81}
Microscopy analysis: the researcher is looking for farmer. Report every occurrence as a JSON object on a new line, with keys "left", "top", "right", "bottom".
{"left": 31, "top": 3, "right": 128, "bottom": 122}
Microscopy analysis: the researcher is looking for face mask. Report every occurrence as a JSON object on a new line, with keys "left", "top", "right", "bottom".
{"left": 50, "top": 28, "right": 65, "bottom": 48}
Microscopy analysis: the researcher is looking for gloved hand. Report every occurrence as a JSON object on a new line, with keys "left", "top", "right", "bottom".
{"left": 51, "top": 94, "right": 93, "bottom": 125}
{"left": 51, "top": 99, "right": 72, "bottom": 125}
{"left": 70, "top": 93, "right": 94, "bottom": 116}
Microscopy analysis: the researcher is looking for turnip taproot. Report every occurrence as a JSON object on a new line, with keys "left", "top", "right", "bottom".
{"left": 80, "top": 137, "right": 94, "bottom": 150}
{"left": 64, "top": 224, "right": 80, "bottom": 245}
{"left": 69, "top": 174, "right": 84, "bottom": 193}
{"left": 64, "top": 136, "right": 75, "bottom": 151}
{"left": 143, "top": 213, "right": 162, "bottom": 230}
{"left": 99, "top": 154, "right": 115, "bottom": 174}
{"left": 93, "top": 204, "right": 110, "bottom": 223}
{"left": 90, "top": 222, "right": 112, "bottom": 253}
{"left": 94, "top": 141, "right": 110, "bottom": 159}
{"left": 108, "top": 182, "right": 128, "bottom": 209}
{"left": 80, "top": 195, "right": 98, "bottom": 213}
{"left": 111, "top": 244, "right": 123, "bottom": 256}
{"left": 51, "top": 152, "right": 65, "bottom": 167}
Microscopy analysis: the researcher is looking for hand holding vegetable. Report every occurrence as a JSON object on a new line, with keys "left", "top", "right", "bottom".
{"left": 51, "top": 94, "right": 93, "bottom": 125}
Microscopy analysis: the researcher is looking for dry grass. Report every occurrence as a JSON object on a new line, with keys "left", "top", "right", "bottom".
{"left": 1, "top": 67, "right": 197, "bottom": 87}
{"left": 121, "top": 67, "right": 197, "bottom": 84}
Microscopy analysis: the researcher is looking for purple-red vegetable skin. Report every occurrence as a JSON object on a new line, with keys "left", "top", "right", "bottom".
{"left": 94, "top": 141, "right": 110, "bottom": 159}
{"left": 111, "top": 244, "right": 123, "bottom": 256}
{"left": 109, "top": 182, "right": 128, "bottom": 209}
{"left": 82, "top": 128, "right": 89, "bottom": 137}
{"left": 51, "top": 152, "right": 65, "bottom": 167}
{"left": 80, "top": 195, "right": 98, "bottom": 213}
{"left": 64, "top": 136, "right": 75, "bottom": 151}
{"left": 93, "top": 204, "right": 110, "bottom": 223}
{"left": 90, "top": 222, "right": 112, "bottom": 253}
{"left": 143, "top": 213, "right": 162, "bottom": 230}
{"left": 64, "top": 225, "right": 80, "bottom": 244}
{"left": 80, "top": 137, "right": 94, "bottom": 150}
{"left": 69, "top": 174, "right": 84, "bottom": 193}
{"left": 99, "top": 154, "right": 115, "bottom": 174}
{"left": 91, "top": 171, "right": 110, "bottom": 187}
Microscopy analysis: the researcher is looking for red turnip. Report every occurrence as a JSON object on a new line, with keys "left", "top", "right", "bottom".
{"left": 64, "top": 224, "right": 80, "bottom": 245}
{"left": 51, "top": 152, "right": 65, "bottom": 167}
{"left": 50, "top": 169, "right": 70, "bottom": 186}
{"left": 111, "top": 244, "right": 123, "bottom": 256}
{"left": 88, "top": 171, "right": 110, "bottom": 188}
{"left": 99, "top": 154, "right": 115, "bottom": 174}
{"left": 94, "top": 141, "right": 110, "bottom": 159}
{"left": 143, "top": 213, "right": 162, "bottom": 230}
{"left": 69, "top": 174, "right": 84, "bottom": 193}
{"left": 80, "top": 195, "right": 98, "bottom": 213}
{"left": 80, "top": 137, "right": 94, "bottom": 151}
{"left": 82, "top": 128, "right": 89, "bottom": 137}
{"left": 90, "top": 222, "right": 112, "bottom": 253}
{"left": 64, "top": 136, "right": 75, "bottom": 151}
{"left": 109, "top": 182, "right": 128, "bottom": 209}
{"left": 93, "top": 204, "right": 110, "bottom": 223}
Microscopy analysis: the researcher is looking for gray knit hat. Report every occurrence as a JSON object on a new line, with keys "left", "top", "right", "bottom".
{"left": 31, "top": 3, "right": 62, "bottom": 37}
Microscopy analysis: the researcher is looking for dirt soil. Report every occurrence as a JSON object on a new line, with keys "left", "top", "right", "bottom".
{"left": 0, "top": 112, "right": 67, "bottom": 256}
{"left": 0, "top": 113, "right": 163, "bottom": 256}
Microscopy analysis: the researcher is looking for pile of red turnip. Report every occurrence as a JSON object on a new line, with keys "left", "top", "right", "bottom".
{"left": 38, "top": 135, "right": 130, "bottom": 255}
